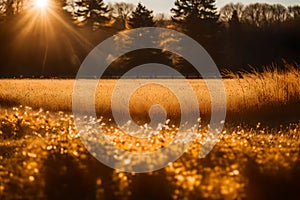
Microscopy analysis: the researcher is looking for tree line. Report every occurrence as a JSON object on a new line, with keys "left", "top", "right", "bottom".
{"left": 0, "top": 0, "right": 299, "bottom": 77}
{"left": 2, "top": 0, "right": 298, "bottom": 29}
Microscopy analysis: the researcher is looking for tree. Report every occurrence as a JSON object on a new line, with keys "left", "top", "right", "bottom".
{"left": 288, "top": 5, "right": 300, "bottom": 20}
{"left": 110, "top": 2, "right": 134, "bottom": 29}
{"left": 172, "top": 0, "right": 219, "bottom": 22}
{"left": 241, "top": 3, "right": 288, "bottom": 27}
{"left": 241, "top": 3, "right": 277, "bottom": 27}
{"left": 5, "top": 0, "right": 15, "bottom": 16}
{"left": 1, "top": 0, "right": 24, "bottom": 17}
{"left": 0, "top": 0, "right": 6, "bottom": 16}
{"left": 229, "top": 10, "right": 239, "bottom": 27}
{"left": 73, "top": 0, "right": 110, "bottom": 28}
{"left": 155, "top": 13, "right": 169, "bottom": 27}
{"left": 269, "top": 4, "right": 288, "bottom": 23}
{"left": 127, "top": 3, "right": 155, "bottom": 29}
{"left": 219, "top": 3, "right": 244, "bottom": 22}
{"left": 171, "top": 0, "right": 219, "bottom": 37}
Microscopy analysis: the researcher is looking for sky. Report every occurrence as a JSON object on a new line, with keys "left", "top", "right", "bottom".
{"left": 105, "top": 0, "right": 299, "bottom": 14}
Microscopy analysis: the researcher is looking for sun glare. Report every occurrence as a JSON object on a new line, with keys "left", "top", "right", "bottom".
{"left": 35, "top": 0, "right": 48, "bottom": 10}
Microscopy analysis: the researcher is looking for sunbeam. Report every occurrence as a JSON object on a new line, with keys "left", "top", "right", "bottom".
{"left": 9, "top": 0, "right": 94, "bottom": 75}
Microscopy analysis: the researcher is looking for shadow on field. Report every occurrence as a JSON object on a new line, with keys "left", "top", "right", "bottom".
{"left": 0, "top": 97, "right": 19, "bottom": 108}
{"left": 129, "top": 170, "right": 173, "bottom": 200}
{"left": 44, "top": 152, "right": 130, "bottom": 200}
{"left": 245, "top": 156, "right": 300, "bottom": 200}
{"left": 43, "top": 152, "right": 173, "bottom": 200}
{"left": 44, "top": 153, "right": 98, "bottom": 200}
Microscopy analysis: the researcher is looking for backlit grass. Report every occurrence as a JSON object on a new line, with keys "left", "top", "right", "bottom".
{"left": 0, "top": 64, "right": 300, "bottom": 199}
{"left": 0, "top": 64, "right": 299, "bottom": 125}
{"left": 0, "top": 106, "right": 299, "bottom": 199}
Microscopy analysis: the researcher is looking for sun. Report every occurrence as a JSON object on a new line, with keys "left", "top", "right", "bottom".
{"left": 35, "top": 0, "right": 49, "bottom": 10}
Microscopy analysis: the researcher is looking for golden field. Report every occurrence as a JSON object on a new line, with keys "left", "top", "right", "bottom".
{"left": 0, "top": 106, "right": 299, "bottom": 199}
{"left": 0, "top": 65, "right": 300, "bottom": 199}
{"left": 0, "top": 65, "right": 300, "bottom": 125}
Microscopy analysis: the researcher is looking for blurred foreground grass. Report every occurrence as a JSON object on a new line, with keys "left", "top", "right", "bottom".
{"left": 0, "top": 106, "right": 299, "bottom": 200}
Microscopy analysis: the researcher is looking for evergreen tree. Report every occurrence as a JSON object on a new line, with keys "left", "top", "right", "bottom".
{"left": 74, "top": 0, "right": 110, "bottom": 27}
{"left": 171, "top": 0, "right": 219, "bottom": 37}
{"left": 229, "top": 10, "right": 240, "bottom": 27}
{"left": 127, "top": 3, "right": 155, "bottom": 28}
{"left": 89, "top": 0, "right": 110, "bottom": 24}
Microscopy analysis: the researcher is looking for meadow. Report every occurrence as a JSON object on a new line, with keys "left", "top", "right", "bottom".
{"left": 0, "top": 65, "right": 300, "bottom": 199}
{"left": 0, "top": 64, "right": 300, "bottom": 125}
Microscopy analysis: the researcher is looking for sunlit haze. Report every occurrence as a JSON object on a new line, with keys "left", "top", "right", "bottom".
{"left": 35, "top": 0, "right": 49, "bottom": 10}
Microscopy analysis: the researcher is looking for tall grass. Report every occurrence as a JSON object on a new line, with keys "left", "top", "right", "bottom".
{"left": 223, "top": 63, "right": 300, "bottom": 124}
{"left": 0, "top": 63, "right": 299, "bottom": 125}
